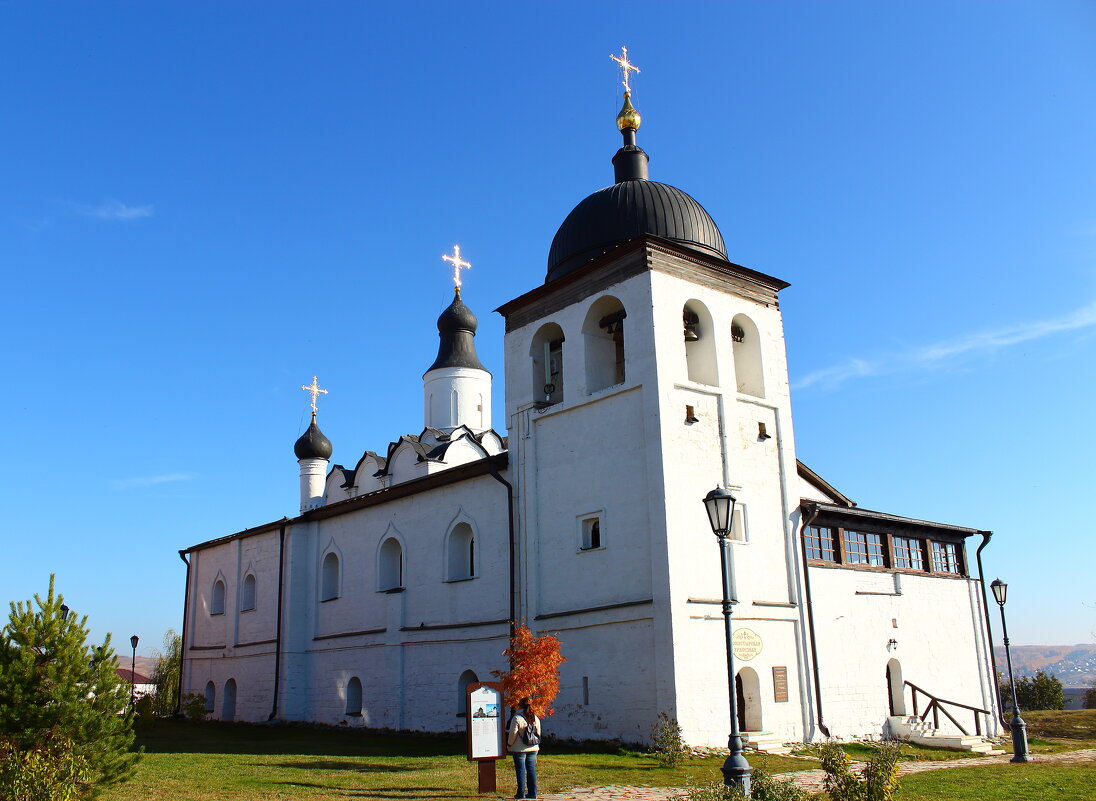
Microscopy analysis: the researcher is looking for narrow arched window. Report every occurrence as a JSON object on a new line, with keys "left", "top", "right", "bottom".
{"left": 683, "top": 300, "right": 718, "bottom": 386}
{"left": 583, "top": 296, "right": 626, "bottom": 393}
{"left": 321, "top": 552, "right": 340, "bottom": 601}
{"left": 731, "top": 314, "right": 765, "bottom": 397}
{"left": 240, "top": 574, "right": 256, "bottom": 611}
{"left": 447, "top": 523, "right": 475, "bottom": 580}
{"left": 211, "top": 579, "right": 226, "bottom": 616}
{"left": 379, "top": 538, "right": 404, "bottom": 591}
{"left": 222, "top": 678, "right": 237, "bottom": 721}
{"left": 458, "top": 669, "right": 478, "bottom": 714}
{"left": 530, "top": 323, "right": 566, "bottom": 405}
{"left": 346, "top": 677, "right": 363, "bottom": 716}
{"left": 204, "top": 681, "right": 216, "bottom": 713}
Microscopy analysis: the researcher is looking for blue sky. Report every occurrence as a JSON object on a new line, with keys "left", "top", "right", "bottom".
{"left": 2, "top": 1, "right": 1094, "bottom": 656}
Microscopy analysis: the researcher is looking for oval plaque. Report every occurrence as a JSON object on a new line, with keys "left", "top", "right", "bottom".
{"left": 732, "top": 628, "right": 763, "bottom": 661}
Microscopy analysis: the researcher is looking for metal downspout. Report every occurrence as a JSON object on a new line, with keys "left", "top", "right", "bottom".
{"left": 487, "top": 458, "right": 517, "bottom": 644}
{"left": 269, "top": 519, "right": 288, "bottom": 721}
{"left": 974, "top": 531, "right": 1004, "bottom": 726}
{"left": 798, "top": 503, "right": 831, "bottom": 738}
{"left": 176, "top": 550, "right": 191, "bottom": 717}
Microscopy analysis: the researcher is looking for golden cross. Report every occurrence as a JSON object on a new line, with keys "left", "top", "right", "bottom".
{"left": 442, "top": 244, "right": 472, "bottom": 288}
{"left": 301, "top": 376, "right": 328, "bottom": 414}
{"left": 610, "top": 46, "right": 640, "bottom": 93}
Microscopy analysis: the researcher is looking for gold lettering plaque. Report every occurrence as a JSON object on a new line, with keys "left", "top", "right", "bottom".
{"left": 731, "top": 628, "right": 762, "bottom": 661}
{"left": 772, "top": 666, "right": 789, "bottom": 703}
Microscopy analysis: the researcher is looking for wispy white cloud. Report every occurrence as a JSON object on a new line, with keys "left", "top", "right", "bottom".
{"left": 112, "top": 473, "right": 194, "bottom": 490}
{"left": 76, "top": 199, "right": 153, "bottom": 221}
{"left": 794, "top": 300, "right": 1096, "bottom": 391}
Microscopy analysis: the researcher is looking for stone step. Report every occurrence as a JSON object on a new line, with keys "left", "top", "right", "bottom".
{"left": 911, "top": 733, "right": 999, "bottom": 753}
{"left": 741, "top": 731, "right": 792, "bottom": 756}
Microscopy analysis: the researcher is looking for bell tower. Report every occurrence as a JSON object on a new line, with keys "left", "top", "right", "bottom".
{"left": 497, "top": 53, "right": 809, "bottom": 747}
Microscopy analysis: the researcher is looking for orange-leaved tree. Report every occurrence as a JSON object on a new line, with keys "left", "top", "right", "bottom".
{"left": 493, "top": 625, "right": 566, "bottom": 717}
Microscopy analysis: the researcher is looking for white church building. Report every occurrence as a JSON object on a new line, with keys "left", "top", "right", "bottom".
{"left": 179, "top": 80, "right": 1003, "bottom": 749}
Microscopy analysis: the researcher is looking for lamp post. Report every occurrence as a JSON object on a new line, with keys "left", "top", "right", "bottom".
{"left": 129, "top": 635, "right": 139, "bottom": 707}
{"left": 703, "top": 486, "right": 752, "bottom": 793}
{"left": 990, "top": 579, "right": 1030, "bottom": 763}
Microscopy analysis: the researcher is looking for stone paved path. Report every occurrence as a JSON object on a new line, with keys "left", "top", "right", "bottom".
{"left": 532, "top": 748, "right": 1096, "bottom": 800}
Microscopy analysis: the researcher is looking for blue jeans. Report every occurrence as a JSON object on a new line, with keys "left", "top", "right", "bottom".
{"left": 512, "top": 751, "right": 538, "bottom": 798}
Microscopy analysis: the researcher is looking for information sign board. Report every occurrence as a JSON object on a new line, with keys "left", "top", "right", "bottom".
{"left": 466, "top": 682, "right": 504, "bottom": 762}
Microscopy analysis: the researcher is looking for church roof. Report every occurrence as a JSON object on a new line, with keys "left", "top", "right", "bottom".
{"left": 547, "top": 180, "right": 727, "bottom": 283}
{"left": 425, "top": 289, "right": 488, "bottom": 374}
{"left": 545, "top": 91, "right": 728, "bottom": 283}
{"left": 294, "top": 415, "right": 332, "bottom": 460}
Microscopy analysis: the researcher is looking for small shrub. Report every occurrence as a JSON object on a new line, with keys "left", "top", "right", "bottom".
{"left": 181, "top": 693, "right": 208, "bottom": 723}
{"left": 0, "top": 733, "right": 93, "bottom": 801}
{"left": 132, "top": 696, "right": 156, "bottom": 729}
{"left": 649, "top": 712, "right": 688, "bottom": 767}
{"left": 819, "top": 741, "right": 900, "bottom": 801}
{"left": 682, "top": 770, "right": 806, "bottom": 801}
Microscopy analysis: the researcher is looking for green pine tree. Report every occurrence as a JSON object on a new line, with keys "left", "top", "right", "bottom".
{"left": 0, "top": 576, "right": 140, "bottom": 796}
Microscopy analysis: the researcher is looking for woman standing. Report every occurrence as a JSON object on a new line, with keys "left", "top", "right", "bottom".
{"left": 506, "top": 696, "right": 540, "bottom": 799}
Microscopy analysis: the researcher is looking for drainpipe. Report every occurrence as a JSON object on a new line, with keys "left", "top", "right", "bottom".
{"left": 798, "top": 503, "right": 831, "bottom": 738}
{"left": 973, "top": 531, "right": 1003, "bottom": 726}
{"left": 486, "top": 459, "right": 517, "bottom": 646}
{"left": 269, "top": 519, "right": 289, "bottom": 721}
{"left": 176, "top": 550, "right": 191, "bottom": 717}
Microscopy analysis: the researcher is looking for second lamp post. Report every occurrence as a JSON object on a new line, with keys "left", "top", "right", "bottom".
{"left": 990, "top": 579, "right": 1031, "bottom": 763}
{"left": 703, "top": 485, "right": 752, "bottom": 792}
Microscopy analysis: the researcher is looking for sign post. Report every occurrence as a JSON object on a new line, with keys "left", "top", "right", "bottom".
{"left": 466, "top": 682, "right": 505, "bottom": 793}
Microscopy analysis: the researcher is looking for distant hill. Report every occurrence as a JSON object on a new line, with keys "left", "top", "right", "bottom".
{"left": 112, "top": 655, "right": 160, "bottom": 678}
{"left": 994, "top": 644, "right": 1096, "bottom": 687}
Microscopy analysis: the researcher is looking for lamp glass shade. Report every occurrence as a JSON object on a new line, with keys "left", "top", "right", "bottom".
{"left": 130, "top": 635, "right": 139, "bottom": 649}
{"left": 703, "top": 486, "right": 736, "bottom": 536}
{"left": 990, "top": 579, "right": 1007, "bottom": 606}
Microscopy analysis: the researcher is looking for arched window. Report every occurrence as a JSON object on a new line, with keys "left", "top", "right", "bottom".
{"left": 458, "top": 669, "right": 478, "bottom": 714}
{"left": 222, "top": 678, "right": 237, "bottom": 721}
{"left": 321, "top": 552, "right": 340, "bottom": 601}
{"left": 379, "top": 538, "right": 403, "bottom": 591}
{"left": 346, "top": 677, "right": 363, "bottom": 716}
{"left": 447, "top": 523, "right": 475, "bottom": 580}
{"left": 530, "top": 323, "right": 566, "bottom": 405}
{"left": 240, "top": 574, "right": 256, "bottom": 611}
{"left": 211, "top": 579, "right": 226, "bottom": 616}
{"left": 204, "top": 681, "right": 216, "bottom": 713}
{"left": 583, "top": 296, "right": 626, "bottom": 393}
{"left": 731, "top": 314, "right": 765, "bottom": 397}
{"left": 683, "top": 300, "right": 718, "bottom": 386}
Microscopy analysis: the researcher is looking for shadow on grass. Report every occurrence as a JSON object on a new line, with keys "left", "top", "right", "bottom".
{"left": 137, "top": 720, "right": 466, "bottom": 758}
{"left": 262, "top": 760, "right": 417, "bottom": 773}
{"left": 276, "top": 784, "right": 457, "bottom": 799}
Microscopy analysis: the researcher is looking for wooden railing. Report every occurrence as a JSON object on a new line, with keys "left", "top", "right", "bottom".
{"left": 904, "top": 681, "right": 991, "bottom": 737}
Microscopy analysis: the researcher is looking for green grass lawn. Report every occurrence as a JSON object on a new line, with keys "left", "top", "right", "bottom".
{"left": 99, "top": 710, "right": 1096, "bottom": 801}
{"left": 895, "top": 762, "right": 1096, "bottom": 800}
{"left": 102, "top": 720, "right": 807, "bottom": 801}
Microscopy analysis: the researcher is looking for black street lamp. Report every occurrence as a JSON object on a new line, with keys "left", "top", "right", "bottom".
{"left": 990, "top": 579, "right": 1031, "bottom": 763}
{"left": 129, "top": 635, "right": 139, "bottom": 707}
{"left": 702, "top": 486, "right": 752, "bottom": 793}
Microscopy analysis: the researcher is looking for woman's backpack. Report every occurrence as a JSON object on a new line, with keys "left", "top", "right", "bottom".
{"left": 521, "top": 713, "right": 541, "bottom": 746}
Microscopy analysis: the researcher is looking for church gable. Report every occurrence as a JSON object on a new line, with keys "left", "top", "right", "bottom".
{"left": 797, "top": 460, "right": 855, "bottom": 507}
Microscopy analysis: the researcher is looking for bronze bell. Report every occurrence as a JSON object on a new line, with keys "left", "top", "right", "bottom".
{"left": 683, "top": 312, "right": 700, "bottom": 342}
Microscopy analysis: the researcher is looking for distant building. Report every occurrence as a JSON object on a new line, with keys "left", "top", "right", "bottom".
{"left": 179, "top": 73, "right": 1002, "bottom": 749}
{"left": 116, "top": 668, "right": 154, "bottom": 699}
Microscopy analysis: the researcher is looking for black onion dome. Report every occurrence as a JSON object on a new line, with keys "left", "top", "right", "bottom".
{"left": 546, "top": 180, "right": 727, "bottom": 283}
{"left": 437, "top": 292, "right": 478, "bottom": 335}
{"left": 294, "top": 416, "right": 333, "bottom": 460}
{"left": 425, "top": 290, "right": 489, "bottom": 374}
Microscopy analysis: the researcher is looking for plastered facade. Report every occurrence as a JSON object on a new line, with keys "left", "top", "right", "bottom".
{"left": 182, "top": 239, "right": 1000, "bottom": 747}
